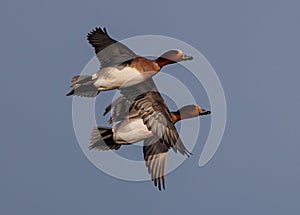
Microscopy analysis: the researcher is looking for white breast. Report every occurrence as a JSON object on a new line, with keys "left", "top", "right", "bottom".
{"left": 113, "top": 118, "right": 153, "bottom": 144}
{"left": 93, "top": 67, "right": 152, "bottom": 90}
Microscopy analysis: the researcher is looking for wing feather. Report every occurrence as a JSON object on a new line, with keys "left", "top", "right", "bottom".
{"left": 87, "top": 27, "right": 137, "bottom": 68}
{"left": 143, "top": 137, "right": 169, "bottom": 190}
{"left": 121, "top": 79, "right": 191, "bottom": 156}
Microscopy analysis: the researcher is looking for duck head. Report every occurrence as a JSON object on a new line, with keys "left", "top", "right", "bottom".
{"left": 155, "top": 49, "right": 193, "bottom": 68}
{"left": 171, "top": 104, "right": 211, "bottom": 123}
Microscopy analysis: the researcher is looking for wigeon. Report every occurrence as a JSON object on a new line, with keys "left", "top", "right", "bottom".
{"left": 90, "top": 78, "right": 211, "bottom": 190}
{"left": 66, "top": 27, "right": 193, "bottom": 97}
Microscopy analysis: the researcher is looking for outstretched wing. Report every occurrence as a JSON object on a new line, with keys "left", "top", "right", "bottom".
{"left": 87, "top": 27, "right": 137, "bottom": 68}
{"left": 120, "top": 78, "right": 191, "bottom": 156}
{"left": 143, "top": 137, "right": 169, "bottom": 191}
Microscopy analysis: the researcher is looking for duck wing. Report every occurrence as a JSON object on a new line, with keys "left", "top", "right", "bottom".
{"left": 103, "top": 78, "right": 157, "bottom": 123}
{"left": 103, "top": 95, "right": 132, "bottom": 124}
{"left": 87, "top": 27, "right": 137, "bottom": 68}
{"left": 120, "top": 78, "right": 191, "bottom": 156}
{"left": 143, "top": 137, "right": 169, "bottom": 190}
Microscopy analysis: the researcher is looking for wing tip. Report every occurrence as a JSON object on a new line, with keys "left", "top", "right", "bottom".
{"left": 87, "top": 27, "right": 109, "bottom": 39}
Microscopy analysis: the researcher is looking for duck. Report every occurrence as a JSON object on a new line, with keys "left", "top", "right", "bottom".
{"left": 66, "top": 27, "right": 193, "bottom": 97}
{"left": 90, "top": 78, "right": 211, "bottom": 190}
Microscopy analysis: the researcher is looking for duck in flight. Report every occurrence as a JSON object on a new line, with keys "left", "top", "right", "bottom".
{"left": 90, "top": 78, "right": 211, "bottom": 190}
{"left": 66, "top": 27, "right": 193, "bottom": 97}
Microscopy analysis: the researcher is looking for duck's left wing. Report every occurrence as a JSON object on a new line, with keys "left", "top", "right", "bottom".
{"left": 87, "top": 27, "right": 137, "bottom": 68}
{"left": 120, "top": 79, "right": 191, "bottom": 156}
{"left": 134, "top": 92, "right": 190, "bottom": 156}
{"left": 143, "top": 137, "right": 169, "bottom": 191}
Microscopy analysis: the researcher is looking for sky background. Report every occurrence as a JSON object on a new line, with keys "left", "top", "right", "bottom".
{"left": 1, "top": 0, "right": 300, "bottom": 214}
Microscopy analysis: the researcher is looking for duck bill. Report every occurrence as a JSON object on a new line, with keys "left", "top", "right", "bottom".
{"left": 180, "top": 54, "right": 193, "bottom": 61}
{"left": 199, "top": 110, "right": 211, "bottom": 116}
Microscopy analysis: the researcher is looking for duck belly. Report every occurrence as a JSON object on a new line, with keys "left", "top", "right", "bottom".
{"left": 94, "top": 67, "right": 152, "bottom": 90}
{"left": 113, "top": 118, "right": 153, "bottom": 144}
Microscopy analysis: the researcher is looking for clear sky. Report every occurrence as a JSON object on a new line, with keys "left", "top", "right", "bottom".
{"left": 1, "top": 0, "right": 299, "bottom": 214}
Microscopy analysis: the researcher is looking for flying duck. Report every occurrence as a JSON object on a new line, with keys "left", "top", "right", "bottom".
{"left": 66, "top": 27, "right": 193, "bottom": 97}
{"left": 90, "top": 78, "right": 211, "bottom": 190}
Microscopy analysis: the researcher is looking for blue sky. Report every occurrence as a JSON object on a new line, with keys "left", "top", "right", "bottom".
{"left": 1, "top": 1, "right": 300, "bottom": 214}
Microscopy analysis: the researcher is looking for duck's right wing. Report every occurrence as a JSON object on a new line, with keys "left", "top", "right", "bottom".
{"left": 103, "top": 95, "right": 132, "bottom": 124}
{"left": 87, "top": 27, "right": 137, "bottom": 68}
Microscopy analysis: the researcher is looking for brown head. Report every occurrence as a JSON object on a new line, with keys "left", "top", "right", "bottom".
{"left": 155, "top": 49, "right": 193, "bottom": 68}
{"left": 171, "top": 104, "right": 211, "bottom": 123}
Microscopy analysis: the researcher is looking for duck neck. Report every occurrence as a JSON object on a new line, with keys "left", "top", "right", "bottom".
{"left": 155, "top": 57, "right": 175, "bottom": 68}
{"left": 171, "top": 111, "right": 181, "bottom": 123}
{"left": 171, "top": 107, "right": 199, "bottom": 124}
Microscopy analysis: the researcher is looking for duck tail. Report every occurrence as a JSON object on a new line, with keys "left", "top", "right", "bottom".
{"left": 89, "top": 127, "right": 121, "bottom": 150}
{"left": 66, "top": 75, "right": 100, "bottom": 97}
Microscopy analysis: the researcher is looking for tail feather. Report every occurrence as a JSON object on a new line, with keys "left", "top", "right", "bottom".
{"left": 71, "top": 75, "right": 80, "bottom": 86}
{"left": 66, "top": 75, "right": 99, "bottom": 97}
{"left": 89, "top": 127, "right": 121, "bottom": 150}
